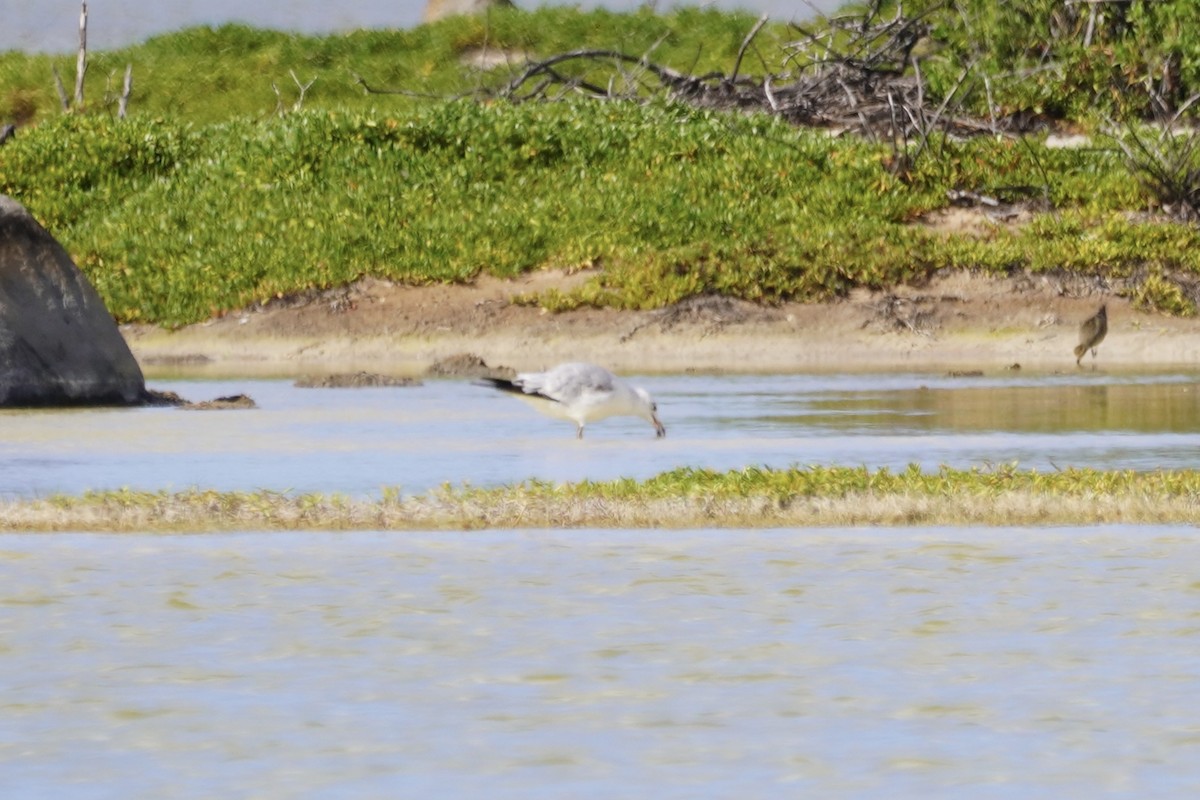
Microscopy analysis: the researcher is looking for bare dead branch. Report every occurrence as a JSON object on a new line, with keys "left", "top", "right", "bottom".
{"left": 352, "top": 72, "right": 462, "bottom": 100}
{"left": 52, "top": 65, "right": 70, "bottom": 113}
{"left": 763, "top": 76, "right": 779, "bottom": 112}
{"left": 351, "top": 2, "right": 999, "bottom": 147}
{"left": 118, "top": 63, "right": 133, "bottom": 119}
{"left": 1107, "top": 108, "right": 1200, "bottom": 222}
{"left": 74, "top": 2, "right": 88, "bottom": 110}
{"left": 290, "top": 70, "right": 316, "bottom": 112}
{"left": 267, "top": 71, "right": 315, "bottom": 117}
{"left": 731, "top": 14, "right": 769, "bottom": 84}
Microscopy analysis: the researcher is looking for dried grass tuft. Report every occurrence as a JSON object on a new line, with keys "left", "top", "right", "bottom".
{"left": 3, "top": 475, "right": 1198, "bottom": 533}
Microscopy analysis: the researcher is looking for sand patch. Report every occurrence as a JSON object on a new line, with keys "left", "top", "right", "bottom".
{"left": 121, "top": 267, "right": 1200, "bottom": 376}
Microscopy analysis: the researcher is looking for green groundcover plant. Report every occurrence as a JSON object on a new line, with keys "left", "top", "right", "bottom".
{"left": 2, "top": 6, "right": 1200, "bottom": 325}
{"left": 3, "top": 465, "right": 1197, "bottom": 530}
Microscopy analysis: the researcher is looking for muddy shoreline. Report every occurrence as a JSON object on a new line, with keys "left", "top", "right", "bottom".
{"left": 121, "top": 270, "right": 1200, "bottom": 377}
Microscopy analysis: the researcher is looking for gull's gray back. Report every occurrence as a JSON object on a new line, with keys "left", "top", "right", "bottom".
{"left": 522, "top": 362, "right": 617, "bottom": 403}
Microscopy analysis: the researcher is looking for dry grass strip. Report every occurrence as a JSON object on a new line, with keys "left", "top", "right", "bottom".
{"left": 1, "top": 471, "right": 1198, "bottom": 532}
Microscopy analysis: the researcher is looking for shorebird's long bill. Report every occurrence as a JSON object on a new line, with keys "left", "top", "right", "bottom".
{"left": 653, "top": 415, "right": 666, "bottom": 438}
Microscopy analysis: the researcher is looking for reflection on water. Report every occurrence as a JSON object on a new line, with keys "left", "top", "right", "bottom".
{"left": 792, "top": 381, "right": 1200, "bottom": 434}
{"left": 0, "top": 371, "right": 1199, "bottom": 498}
{"left": 3, "top": 527, "right": 1200, "bottom": 798}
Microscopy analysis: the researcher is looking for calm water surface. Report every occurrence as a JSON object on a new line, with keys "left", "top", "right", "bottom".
{"left": 1, "top": 371, "right": 1198, "bottom": 498}
{"left": 3, "top": 527, "right": 1200, "bottom": 798}
{"left": 5, "top": 372, "right": 1200, "bottom": 796}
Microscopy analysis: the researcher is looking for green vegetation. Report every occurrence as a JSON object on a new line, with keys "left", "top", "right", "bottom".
{"left": 2, "top": 103, "right": 1196, "bottom": 327}
{"left": 908, "top": 0, "right": 1200, "bottom": 121}
{"left": 1132, "top": 271, "right": 1197, "bottom": 316}
{"left": 2, "top": 6, "right": 1200, "bottom": 325}
{"left": 0, "top": 8, "right": 791, "bottom": 125}
{"left": 5, "top": 465, "right": 1199, "bottom": 531}
{"left": 6, "top": 3, "right": 1199, "bottom": 126}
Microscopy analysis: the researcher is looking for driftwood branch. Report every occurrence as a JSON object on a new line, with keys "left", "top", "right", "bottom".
{"left": 1106, "top": 96, "right": 1200, "bottom": 222}
{"left": 731, "top": 14, "right": 769, "bottom": 84}
{"left": 118, "top": 63, "right": 133, "bottom": 119}
{"left": 272, "top": 71, "right": 317, "bottom": 116}
{"left": 353, "top": 72, "right": 456, "bottom": 100}
{"left": 74, "top": 2, "right": 88, "bottom": 110}
{"left": 52, "top": 65, "right": 70, "bottom": 113}
{"left": 353, "top": 5, "right": 1029, "bottom": 142}
{"left": 291, "top": 70, "right": 316, "bottom": 109}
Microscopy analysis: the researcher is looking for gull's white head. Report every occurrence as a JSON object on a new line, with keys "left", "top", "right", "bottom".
{"left": 633, "top": 386, "right": 666, "bottom": 438}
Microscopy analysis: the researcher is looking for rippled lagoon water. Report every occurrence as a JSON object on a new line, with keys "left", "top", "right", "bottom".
{"left": 4, "top": 527, "right": 1200, "bottom": 798}
{"left": 5, "top": 370, "right": 1200, "bottom": 797}
{"left": 1, "top": 370, "right": 1199, "bottom": 498}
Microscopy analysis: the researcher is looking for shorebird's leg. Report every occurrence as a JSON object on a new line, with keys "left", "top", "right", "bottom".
{"left": 576, "top": 424, "right": 584, "bottom": 440}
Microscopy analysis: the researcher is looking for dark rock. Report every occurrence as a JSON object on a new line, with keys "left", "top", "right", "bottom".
{"left": 142, "top": 388, "right": 256, "bottom": 409}
{"left": 0, "top": 195, "right": 145, "bottom": 406}
{"left": 142, "top": 388, "right": 188, "bottom": 407}
{"left": 426, "top": 352, "right": 514, "bottom": 379}
{"left": 294, "top": 371, "right": 421, "bottom": 388}
{"left": 182, "top": 394, "right": 257, "bottom": 410}
{"left": 140, "top": 353, "right": 212, "bottom": 367}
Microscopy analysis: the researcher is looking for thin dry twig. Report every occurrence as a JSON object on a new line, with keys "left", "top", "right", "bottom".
{"left": 118, "top": 63, "right": 132, "bottom": 119}
{"left": 74, "top": 2, "right": 88, "bottom": 110}
{"left": 731, "top": 13, "right": 769, "bottom": 84}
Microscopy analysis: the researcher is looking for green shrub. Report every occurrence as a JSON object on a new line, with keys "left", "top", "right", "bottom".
{"left": 905, "top": 0, "right": 1200, "bottom": 121}
{"left": 5, "top": 7, "right": 1200, "bottom": 324}
{"left": 1133, "top": 272, "right": 1197, "bottom": 316}
{"left": 5, "top": 100, "right": 1200, "bottom": 325}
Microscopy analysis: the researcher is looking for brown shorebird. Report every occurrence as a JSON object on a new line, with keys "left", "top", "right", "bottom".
{"left": 1074, "top": 304, "right": 1107, "bottom": 367}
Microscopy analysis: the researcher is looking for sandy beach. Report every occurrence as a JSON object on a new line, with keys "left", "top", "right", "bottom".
{"left": 119, "top": 267, "right": 1200, "bottom": 378}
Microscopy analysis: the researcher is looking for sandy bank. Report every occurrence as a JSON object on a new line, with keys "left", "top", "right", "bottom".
{"left": 120, "top": 270, "right": 1200, "bottom": 377}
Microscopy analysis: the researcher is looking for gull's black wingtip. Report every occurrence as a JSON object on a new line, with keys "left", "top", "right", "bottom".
{"left": 475, "top": 376, "right": 524, "bottom": 395}
{"left": 476, "top": 376, "right": 564, "bottom": 405}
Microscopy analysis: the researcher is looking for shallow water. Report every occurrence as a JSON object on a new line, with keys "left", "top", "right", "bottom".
{"left": 1, "top": 370, "right": 1198, "bottom": 498}
{"left": 3, "top": 527, "right": 1200, "bottom": 798}
{"left": 5, "top": 372, "right": 1200, "bottom": 796}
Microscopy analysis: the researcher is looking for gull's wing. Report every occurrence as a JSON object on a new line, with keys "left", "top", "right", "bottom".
{"left": 518, "top": 363, "right": 617, "bottom": 405}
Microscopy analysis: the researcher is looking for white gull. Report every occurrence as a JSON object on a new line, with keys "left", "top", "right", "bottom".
{"left": 480, "top": 362, "right": 666, "bottom": 439}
